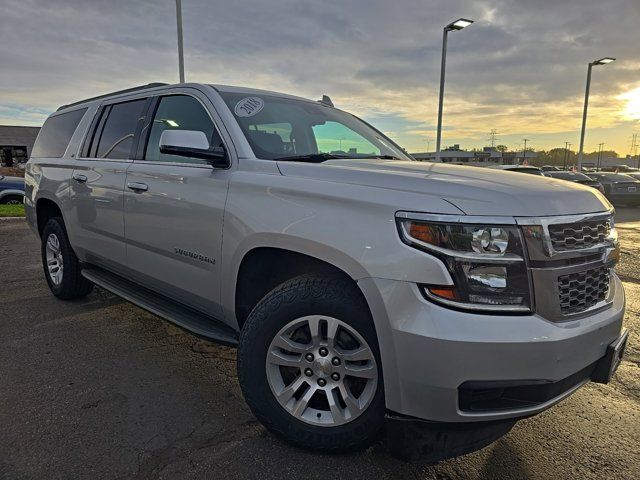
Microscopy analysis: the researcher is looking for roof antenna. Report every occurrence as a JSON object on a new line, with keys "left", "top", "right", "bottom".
{"left": 318, "top": 95, "right": 334, "bottom": 107}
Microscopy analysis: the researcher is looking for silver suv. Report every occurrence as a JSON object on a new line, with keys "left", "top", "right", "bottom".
{"left": 25, "top": 82, "right": 627, "bottom": 460}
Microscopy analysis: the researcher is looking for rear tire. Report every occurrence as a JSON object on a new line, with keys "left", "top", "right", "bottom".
{"left": 237, "top": 273, "right": 384, "bottom": 452}
{"left": 0, "top": 194, "right": 23, "bottom": 205}
{"left": 41, "top": 217, "right": 93, "bottom": 300}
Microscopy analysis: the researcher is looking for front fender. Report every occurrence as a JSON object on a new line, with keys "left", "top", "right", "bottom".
{"left": 220, "top": 170, "right": 454, "bottom": 323}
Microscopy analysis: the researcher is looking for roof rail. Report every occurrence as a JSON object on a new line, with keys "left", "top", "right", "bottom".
{"left": 56, "top": 82, "right": 170, "bottom": 111}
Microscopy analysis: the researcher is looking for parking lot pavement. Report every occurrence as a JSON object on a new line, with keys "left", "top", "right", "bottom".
{"left": 1, "top": 212, "right": 639, "bottom": 480}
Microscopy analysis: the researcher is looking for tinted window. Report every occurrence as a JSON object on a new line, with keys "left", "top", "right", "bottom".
{"left": 94, "top": 99, "right": 146, "bottom": 159}
{"left": 591, "top": 173, "right": 636, "bottom": 182}
{"left": 31, "top": 108, "right": 87, "bottom": 158}
{"left": 145, "top": 95, "right": 222, "bottom": 164}
{"left": 547, "top": 172, "right": 591, "bottom": 181}
{"left": 312, "top": 121, "right": 381, "bottom": 157}
{"left": 507, "top": 167, "right": 542, "bottom": 175}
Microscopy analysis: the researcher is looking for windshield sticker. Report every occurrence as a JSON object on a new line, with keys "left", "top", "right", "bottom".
{"left": 234, "top": 97, "right": 264, "bottom": 117}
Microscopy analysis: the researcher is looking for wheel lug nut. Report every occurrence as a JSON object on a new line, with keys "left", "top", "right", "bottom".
{"left": 319, "top": 347, "right": 328, "bottom": 357}
{"left": 331, "top": 357, "right": 341, "bottom": 366}
{"left": 331, "top": 373, "right": 340, "bottom": 381}
{"left": 304, "top": 368, "right": 313, "bottom": 377}
{"left": 305, "top": 353, "right": 314, "bottom": 362}
{"left": 317, "top": 378, "right": 327, "bottom": 387}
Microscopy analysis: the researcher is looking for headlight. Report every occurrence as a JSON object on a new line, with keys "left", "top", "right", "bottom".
{"left": 397, "top": 217, "right": 531, "bottom": 312}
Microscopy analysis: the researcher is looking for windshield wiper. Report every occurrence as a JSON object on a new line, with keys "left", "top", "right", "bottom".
{"left": 274, "top": 153, "right": 351, "bottom": 163}
{"left": 357, "top": 155, "right": 400, "bottom": 160}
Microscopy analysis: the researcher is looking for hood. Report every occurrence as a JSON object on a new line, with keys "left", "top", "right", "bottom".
{"left": 276, "top": 159, "right": 611, "bottom": 216}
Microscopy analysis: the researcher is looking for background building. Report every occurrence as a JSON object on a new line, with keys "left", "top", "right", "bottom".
{"left": 0, "top": 126, "right": 40, "bottom": 167}
{"left": 411, "top": 146, "right": 537, "bottom": 166}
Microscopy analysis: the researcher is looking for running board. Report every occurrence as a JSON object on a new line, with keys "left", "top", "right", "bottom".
{"left": 81, "top": 266, "right": 238, "bottom": 346}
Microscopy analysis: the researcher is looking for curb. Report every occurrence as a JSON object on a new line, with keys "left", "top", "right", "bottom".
{"left": 0, "top": 216, "right": 26, "bottom": 222}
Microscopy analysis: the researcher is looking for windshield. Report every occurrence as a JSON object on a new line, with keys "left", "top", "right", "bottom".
{"left": 219, "top": 92, "right": 412, "bottom": 161}
{"left": 590, "top": 173, "right": 636, "bottom": 182}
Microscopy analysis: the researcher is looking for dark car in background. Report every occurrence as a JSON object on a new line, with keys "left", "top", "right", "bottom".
{"left": 543, "top": 171, "right": 605, "bottom": 193}
{"left": 491, "top": 165, "right": 544, "bottom": 175}
{"left": 601, "top": 165, "right": 638, "bottom": 173}
{"left": 0, "top": 175, "right": 25, "bottom": 204}
{"left": 586, "top": 172, "right": 640, "bottom": 206}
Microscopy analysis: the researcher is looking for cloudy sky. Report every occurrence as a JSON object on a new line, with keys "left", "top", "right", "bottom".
{"left": 1, "top": 0, "right": 639, "bottom": 154}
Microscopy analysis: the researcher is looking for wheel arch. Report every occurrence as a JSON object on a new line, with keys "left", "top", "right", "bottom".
{"left": 229, "top": 234, "right": 372, "bottom": 330}
{"left": 0, "top": 189, "right": 25, "bottom": 201}
{"left": 35, "top": 197, "right": 64, "bottom": 237}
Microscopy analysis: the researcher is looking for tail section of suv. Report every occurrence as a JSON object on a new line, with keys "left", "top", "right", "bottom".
{"left": 25, "top": 83, "right": 627, "bottom": 460}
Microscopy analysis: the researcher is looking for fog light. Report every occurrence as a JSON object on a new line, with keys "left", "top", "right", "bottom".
{"left": 465, "top": 265, "right": 507, "bottom": 290}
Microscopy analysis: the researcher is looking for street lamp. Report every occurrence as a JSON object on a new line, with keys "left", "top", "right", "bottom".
{"left": 435, "top": 18, "right": 474, "bottom": 160}
{"left": 577, "top": 57, "right": 615, "bottom": 170}
{"left": 597, "top": 142, "right": 605, "bottom": 170}
{"left": 175, "top": 0, "right": 185, "bottom": 83}
{"left": 522, "top": 138, "right": 529, "bottom": 165}
{"left": 563, "top": 141, "right": 572, "bottom": 170}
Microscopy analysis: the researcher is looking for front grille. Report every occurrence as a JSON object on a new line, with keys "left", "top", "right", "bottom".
{"left": 558, "top": 266, "right": 610, "bottom": 315}
{"left": 548, "top": 218, "right": 610, "bottom": 251}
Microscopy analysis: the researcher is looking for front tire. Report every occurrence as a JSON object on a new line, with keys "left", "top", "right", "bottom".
{"left": 41, "top": 217, "right": 93, "bottom": 300}
{"left": 237, "top": 274, "right": 384, "bottom": 452}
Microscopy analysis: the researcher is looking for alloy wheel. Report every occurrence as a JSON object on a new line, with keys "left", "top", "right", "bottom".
{"left": 45, "top": 233, "right": 64, "bottom": 286}
{"left": 265, "top": 315, "right": 377, "bottom": 427}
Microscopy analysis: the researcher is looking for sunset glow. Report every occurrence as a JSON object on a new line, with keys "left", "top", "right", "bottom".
{"left": 620, "top": 87, "right": 640, "bottom": 121}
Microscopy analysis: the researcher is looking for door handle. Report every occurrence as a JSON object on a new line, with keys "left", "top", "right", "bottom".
{"left": 127, "top": 182, "right": 149, "bottom": 192}
{"left": 72, "top": 173, "right": 87, "bottom": 183}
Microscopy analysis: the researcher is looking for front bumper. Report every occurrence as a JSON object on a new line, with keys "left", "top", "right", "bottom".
{"left": 359, "top": 273, "right": 625, "bottom": 423}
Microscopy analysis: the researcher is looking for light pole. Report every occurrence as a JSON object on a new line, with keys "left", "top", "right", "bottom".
{"left": 597, "top": 142, "right": 605, "bottom": 170}
{"left": 435, "top": 18, "right": 473, "bottom": 160}
{"left": 522, "top": 138, "right": 529, "bottom": 164}
{"left": 175, "top": 0, "right": 185, "bottom": 83}
{"left": 577, "top": 57, "right": 615, "bottom": 170}
{"left": 563, "top": 142, "right": 572, "bottom": 170}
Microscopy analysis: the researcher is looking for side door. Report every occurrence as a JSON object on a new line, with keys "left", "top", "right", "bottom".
{"left": 70, "top": 97, "right": 149, "bottom": 269}
{"left": 123, "top": 92, "right": 232, "bottom": 317}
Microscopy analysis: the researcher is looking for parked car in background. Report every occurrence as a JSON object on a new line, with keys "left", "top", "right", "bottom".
{"left": 543, "top": 171, "right": 605, "bottom": 193}
{"left": 490, "top": 165, "right": 544, "bottom": 175}
{"left": 541, "top": 165, "right": 561, "bottom": 171}
{"left": 602, "top": 165, "right": 638, "bottom": 173}
{"left": 586, "top": 172, "right": 640, "bottom": 206}
{"left": 0, "top": 175, "right": 25, "bottom": 204}
{"left": 624, "top": 172, "right": 640, "bottom": 182}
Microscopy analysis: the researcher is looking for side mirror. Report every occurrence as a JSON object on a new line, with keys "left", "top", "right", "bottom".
{"left": 159, "top": 130, "right": 229, "bottom": 167}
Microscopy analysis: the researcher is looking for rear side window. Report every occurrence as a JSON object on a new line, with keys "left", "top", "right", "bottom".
{"left": 93, "top": 99, "right": 146, "bottom": 159}
{"left": 31, "top": 108, "right": 87, "bottom": 158}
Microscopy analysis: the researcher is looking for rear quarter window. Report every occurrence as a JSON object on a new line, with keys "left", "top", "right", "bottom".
{"left": 31, "top": 108, "right": 87, "bottom": 158}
